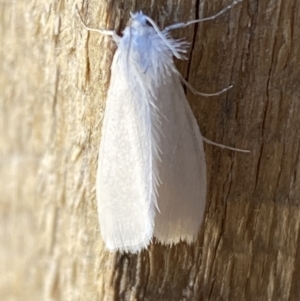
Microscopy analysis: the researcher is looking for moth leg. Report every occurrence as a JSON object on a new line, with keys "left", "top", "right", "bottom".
{"left": 202, "top": 137, "right": 250, "bottom": 153}
{"left": 179, "top": 76, "right": 249, "bottom": 152}
{"left": 179, "top": 73, "right": 233, "bottom": 97}
{"left": 164, "top": 0, "right": 243, "bottom": 32}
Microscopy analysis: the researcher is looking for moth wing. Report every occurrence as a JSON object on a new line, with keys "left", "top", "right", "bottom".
{"left": 96, "top": 53, "right": 154, "bottom": 253}
{"left": 154, "top": 73, "right": 207, "bottom": 244}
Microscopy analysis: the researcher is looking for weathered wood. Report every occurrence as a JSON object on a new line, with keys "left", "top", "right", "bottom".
{"left": 1, "top": 0, "right": 300, "bottom": 300}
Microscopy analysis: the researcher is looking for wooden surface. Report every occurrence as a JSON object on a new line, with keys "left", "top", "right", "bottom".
{"left": 1, "top": 0, "right": 300, "bottom": 300}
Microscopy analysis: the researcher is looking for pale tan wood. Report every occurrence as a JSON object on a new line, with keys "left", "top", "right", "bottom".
{"left": 1, "top": 0, "right": 300, "bottom": 300}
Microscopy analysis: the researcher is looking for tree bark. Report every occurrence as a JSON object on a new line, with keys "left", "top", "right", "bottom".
{"left": 1, "top": 0, "right": 300, "bottom": 300}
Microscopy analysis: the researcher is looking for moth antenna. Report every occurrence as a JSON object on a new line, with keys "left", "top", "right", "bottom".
{"left": 75, "top": 5, "right": 116, "bottom": 37}
{"left": 164, "top": 0, "right": 243, "bottom": 31}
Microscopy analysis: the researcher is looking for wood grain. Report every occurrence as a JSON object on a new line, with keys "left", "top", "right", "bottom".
{"left": 1, "top": 0, "right": 299, "bottom": 300}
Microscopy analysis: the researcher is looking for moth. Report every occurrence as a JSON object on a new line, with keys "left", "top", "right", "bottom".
{"left": 76, "top": 0, "right": 246, "bottom": 253}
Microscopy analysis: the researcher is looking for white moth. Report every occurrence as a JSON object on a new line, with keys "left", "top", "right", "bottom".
{"left": 77, "top": 0, "right": 245, "bottom": 253}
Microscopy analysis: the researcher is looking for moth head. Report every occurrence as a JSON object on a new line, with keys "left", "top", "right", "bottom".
{"left": 128, "top": 11, "right": 153, "bottom": 28}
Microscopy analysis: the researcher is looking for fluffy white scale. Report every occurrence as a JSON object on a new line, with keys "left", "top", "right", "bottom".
{"left": 96, "top": 12, "right": 206, "bottom": 253}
